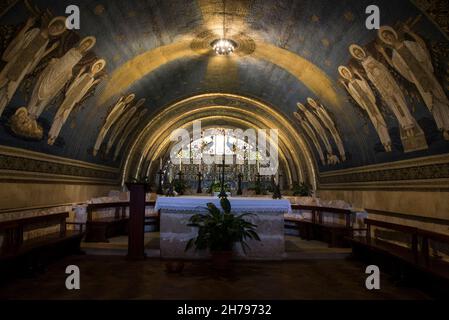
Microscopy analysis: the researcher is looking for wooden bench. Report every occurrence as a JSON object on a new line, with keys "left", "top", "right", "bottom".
{"left": 0, "top": 211, "right": 84, "bottom": 277}
{"left": 416, "top": 229, "right": 449, "bottom": 281}
{"left": 286, "top": 205, "right": 354, "bottom": 247}
{"left": 85, "top": 201, "right": 157, "bottom": 242}
{"left": 349, "top": 218, "right": 449, "bottom": 284}
{"left": 350, "top": 218, "right": 419, "bottom": 264}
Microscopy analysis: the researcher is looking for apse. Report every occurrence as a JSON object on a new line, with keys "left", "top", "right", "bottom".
{"left": 0, "top": 0, "right": 448, "bottom": 304}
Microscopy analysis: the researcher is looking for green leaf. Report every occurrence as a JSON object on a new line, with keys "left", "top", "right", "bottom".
{"left": 186, "top": 203, "right": 261, "bottom": 253}
{"left": 220, "top": 197, "right": 231, "bottom": 213}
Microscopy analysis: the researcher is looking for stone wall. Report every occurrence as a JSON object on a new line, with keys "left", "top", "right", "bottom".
{"left": 0, "top": 182, "right": 114, "bottom": 211}
{"left": 317, "top": 189, "right": 449, "bottom": 221}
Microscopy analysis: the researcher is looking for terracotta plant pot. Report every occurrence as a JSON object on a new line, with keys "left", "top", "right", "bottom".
{"left": 211, "top": 251, "right": 233, "bottom": 270}
{"left": 165, "top": 261, "right": 185, "bottom": 273}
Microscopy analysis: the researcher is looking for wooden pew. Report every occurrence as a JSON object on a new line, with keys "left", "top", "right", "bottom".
{"left": 349, "top": 218, "right": 449, "bottom": 284}
{"left": 351, "top": 218, "right": 419, "bottom": 264}
{"left": 286, "top": 205, "right": 354, "bottom": 247}
{"left": 85, "top": 202, "right": 129, "bottom": 242}
{"left": 416, "top": 229, "right": 449, "bottom": 281}
{"left": 0, "top": 211, "right": 84, "bottom": 277}
{"left": 85, "top": 201, "right": 157, "bottom": 242}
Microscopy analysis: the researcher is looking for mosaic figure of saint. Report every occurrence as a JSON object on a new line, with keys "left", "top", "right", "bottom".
{"left": 114, "top": 109, "right": 148, "bottom": 161}
{"left": 350, "top": 44, "right": 427, "bottom": 152}
{"left": 0, "top": 16, "right": 66, "bottom": 116}
{"left": 377, "top": 25, "right": 449, "bottom": 140}
{"left": 93, "top": 93, "right": 135, "bottom": 156}
{"left": 105, "top": 98, "right": 145, "bottom": 154}
{"left": 26, "top": 36, "right": 96, "bottom": 119}
{"left": 47, "top": 59, "right": 106, "bottom": 145}
{"left": 307, "top": 98, "right": 346, "bottom": 161}
{"left": 297, "top": 102, "right": 338, "bottom": 163}
{"left": 294, "top": 111, "right": 326, "bottom": 165}
{"left": 338, "top": 65, "right": 392, "bottom": 152}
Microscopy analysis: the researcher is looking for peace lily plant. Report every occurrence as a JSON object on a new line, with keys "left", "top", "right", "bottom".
{"left": 185, "top": 197, "right": 261, "bottom": 269}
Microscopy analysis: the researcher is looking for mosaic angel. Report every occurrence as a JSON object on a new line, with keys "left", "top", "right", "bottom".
{"left": 114, "top": 109, "right": 148, "bottom": 161}
{"left": 293, "top": 111, "right": 326, "bottom": 165}
{"left": 338, "top": 65, "right": 392, "bottom": 152}
{"left": 105, "top": 98, "right": 145, "bottom": 154}
{"left": 47, "top": 59, "right": 106, "bottom": 145}
{"left": 350, "top": 44, "right": 427, "bottom": 152}
{"left": 307, "top": 98, "right": 346, "bottom": 161}
{"left": 93, "top": 93, "right": 135, "bottom": 156}
{"left": 297, "top": 102, "right": 338, "bottom": 164}
{"left": 0, "top": 16, "right": 66, "bottom": 116}
{"left": 377, "top": 25, "right": 449, "bottom": 140}
{"left": 26, "top": 36, "right": 96, "bottom": 119}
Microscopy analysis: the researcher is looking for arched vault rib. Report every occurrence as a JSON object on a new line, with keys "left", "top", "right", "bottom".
{"left": 97, "top": 40, "right": 342, "bottom": 109}
{"left": 121, "top": 94, "right": 318, "bottom": 189}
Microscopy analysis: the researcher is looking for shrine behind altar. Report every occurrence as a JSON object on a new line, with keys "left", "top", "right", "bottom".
{"left": 152, "top": 129, "right": 287, "bottom": 193}
{"left": 169, "top": 163, "right": 284, "bottom": 192}
{"left": 155, "top": 196, "right": 291, "bottom": 260}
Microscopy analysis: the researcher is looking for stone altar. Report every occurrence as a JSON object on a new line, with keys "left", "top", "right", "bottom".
{"left": 155, "top": 196, "right": 291, "bottom": 260}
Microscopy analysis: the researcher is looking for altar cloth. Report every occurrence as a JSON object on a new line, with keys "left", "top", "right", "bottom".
{"left": 155, "top": 196, "right": 292, "bottom": 214}
{"left": 157, "top": 196, "right": 287, "bottom": 260}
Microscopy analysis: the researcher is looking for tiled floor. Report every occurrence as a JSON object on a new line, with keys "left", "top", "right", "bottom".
{"left": 0, "top": 234, "right": 433, "bottom": 300}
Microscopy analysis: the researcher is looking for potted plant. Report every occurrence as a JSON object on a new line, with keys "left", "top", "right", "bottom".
{"left": 185, "top": 197, "right": 260, "bottom": 270}
{"left": 208, "top": 181, "right": 230, "bottom": 197}
{"left": 173, "top": 178, "right": 187, "bottom": 195}
{"left": 291, "top": 181, "right": 312, "bottom": 197}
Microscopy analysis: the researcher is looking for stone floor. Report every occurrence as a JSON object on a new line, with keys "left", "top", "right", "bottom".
{"left": 0, "top": 255, "right": 432, "bottom": 300}
{"left": 81, "top": 233, "right": 352, "bottom": 260}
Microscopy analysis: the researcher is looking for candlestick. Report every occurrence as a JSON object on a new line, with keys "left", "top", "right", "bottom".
{"left": 237, "top": 173, "right": 243, "bottom": 196}
{"left": 157, "top": 169, "right": 163, "bottom": 194}
{"left": 218, "top": 129, "right": 227, "bottom": 198}
{"left": 197, "top": 171, "right": 203, "bottom": 194}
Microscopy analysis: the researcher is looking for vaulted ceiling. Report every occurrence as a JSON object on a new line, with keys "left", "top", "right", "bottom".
{"left": 0, "top": 0, "right": 448, "bottom": 185}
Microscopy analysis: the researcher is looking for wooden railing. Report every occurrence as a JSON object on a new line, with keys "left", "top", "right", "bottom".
{"left": 290, "top": 204, "right": 353, "bottom": 228}
{"left": 287, "top": 204, "right": 355, "bottom": 247}
{"left": 86, "top": 201, "right": 156, "bottom": 221}
{"left": 351, "top": 217, "right": 449, "bottom": 281}
{"left": 0, "top": 211, "right": 84, "bottom": 275}
{"left": 85, "top": 201, "right": 157, "bottom": 242}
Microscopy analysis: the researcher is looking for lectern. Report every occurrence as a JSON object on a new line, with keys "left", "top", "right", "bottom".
{"left": 125, "top": 182, "right": 149, "bottom": 260}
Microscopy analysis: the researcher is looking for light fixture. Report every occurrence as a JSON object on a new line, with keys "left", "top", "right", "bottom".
{"left": 211, "top": 39, "right": 236, "bottom": 55}
{"left": 211, "top": 0, "right": 235, "bottom": 56}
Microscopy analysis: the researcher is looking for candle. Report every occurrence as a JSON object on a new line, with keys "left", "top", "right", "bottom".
{"left": 223, "top": 130, "right": 226, "bottom": 164}
{"left": 159, "top": 157, "right": 162, "bottom": 170}
{"left": 276, "top": 167, "right": 279, "bottom": 185}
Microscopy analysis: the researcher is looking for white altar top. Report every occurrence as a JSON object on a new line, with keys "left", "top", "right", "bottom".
{"left": 155, "top": 196, "right": 292, "bottom": 214}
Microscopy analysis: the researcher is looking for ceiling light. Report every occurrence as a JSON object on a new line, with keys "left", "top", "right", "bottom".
{"left": 211, "top": 39, "right": 236, "bottom": 55}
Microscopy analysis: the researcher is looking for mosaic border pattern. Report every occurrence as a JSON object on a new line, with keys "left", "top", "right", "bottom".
{"left": 319, "top": 154, "right": 449, "bottom": 190}
{"left": 0, "top": 146, "right": 119, "bottom": 184}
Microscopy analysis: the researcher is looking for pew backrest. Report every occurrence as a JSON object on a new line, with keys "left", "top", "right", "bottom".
{"left": 0, "top": 211, "right": 69, "bottom": 250}
{"left": 290, "top": 204, "right": 353, "bottom": 228}
{"left": 86, "top": 201, "right": 156, "bottom": 221}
